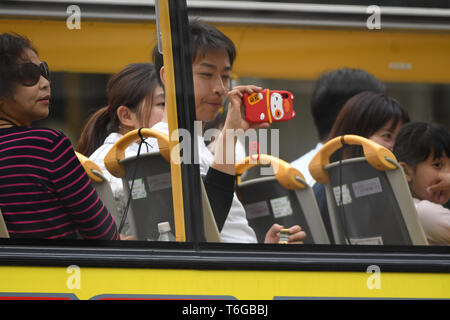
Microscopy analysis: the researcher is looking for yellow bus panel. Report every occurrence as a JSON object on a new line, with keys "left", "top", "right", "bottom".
{"left": 0, "top": 266, "right": 449, "bottom": 300}
{"left": 1, "top": 19, "right": 450, "bottom": 83}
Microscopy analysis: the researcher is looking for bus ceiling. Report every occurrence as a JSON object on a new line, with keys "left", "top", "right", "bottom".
{"left": 1, "top": 0, "right": 450, "bottom": 31}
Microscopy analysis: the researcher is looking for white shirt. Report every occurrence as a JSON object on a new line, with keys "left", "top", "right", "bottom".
{"left": 413, "top": 198, "right": 450, "bottom": 245}
{"left": 89, "top": 132, "right": 159, "bottom": 235}
{"left": 290, "top": 142, "right": 323, "bottom": 186}
{"left": 152, "top": 121, "right": 258, "bottom": 243}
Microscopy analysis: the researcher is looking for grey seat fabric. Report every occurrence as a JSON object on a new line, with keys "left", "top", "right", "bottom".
{"left": 89, "top": 170, "right": 123, "bottom": 232}
{"left": 76, "top": 151, "right": 122, "bottom": 231}
{"left": 237, "top": 176, "right": 330, "bottom": 244}
{"left": 119, "top": 151, "right": 175, "bottom": 241}
{"left": 0, "top": 209, "right": 9, "bottom": 238}
{"left": 119, "top": 151, "right": 221, "bottom": 242}
{"left": 309, "top": 135, "right": 428, "bottom": 246}
{"left": 327, "top": 159, "right": 406, "bottom": 244}
{"left": 235, "top": 154, "right": 330, "bottom": 244}
{"left": 102, "top": 128, "right": 221, "bottom": 242}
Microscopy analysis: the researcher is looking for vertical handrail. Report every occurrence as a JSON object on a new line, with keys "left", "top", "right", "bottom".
{"left": 157, "top": 0, "right": 186, "bottom": 242}
{"left": 157, "top": 0, "right": 205, "bottom": 243}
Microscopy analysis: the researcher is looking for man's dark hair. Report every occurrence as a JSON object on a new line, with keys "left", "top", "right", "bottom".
{"left": 152, "top": 19, "right": 236, "bottom": 86}
{"left": 311, "top": 68, "right": 386, "bottom": 141}
{"left": 0, "top": 33, "right": 37, "bottom": 98}
{"left": 187, "top": 19, "right": 236, "bottom": 65}
{"left": 393, "top": 122, "right": 450, "bottom": 167}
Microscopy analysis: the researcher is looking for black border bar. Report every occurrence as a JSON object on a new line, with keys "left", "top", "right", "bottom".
{"left": 166, "top": 0, "right": 205, "bottom": 243}
{"left": 0, "top": 240, "right": 449, "bottom": 273}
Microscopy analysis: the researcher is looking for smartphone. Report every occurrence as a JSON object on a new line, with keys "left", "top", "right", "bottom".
{"left": 243, "top": 89, "right": 295, "bottom": 123}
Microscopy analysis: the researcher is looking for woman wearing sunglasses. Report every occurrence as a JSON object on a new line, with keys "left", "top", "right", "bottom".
{"left": 0, "top": 33, "right": 119, "bottom": 240}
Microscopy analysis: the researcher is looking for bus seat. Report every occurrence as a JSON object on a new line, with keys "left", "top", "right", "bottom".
{"left": 103, "top": 128, "right": 221, "bottom": 242}
{"left": 75, "top": 152, "right": 123, "bottom": 231}
{"left": 235, "top": 154, "right": 330, "bottom": 244}
{"left": 309, "top": 135, "right": 428, "bottom": 245}
{"left": 0, "top": 209, "right": 9, "bottom": 239}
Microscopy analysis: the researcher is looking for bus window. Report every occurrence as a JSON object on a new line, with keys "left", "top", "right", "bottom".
{"left": 34, "top": 72, "right": 109, "bottom": 144}
{"left": 1, "top": 2, "right": 450, "bottom": 303}
{"left": 235, "top": 78, "right": 450, "bottom": 164}
{"left": 0, "top": 0, "right": 449, "bottom": 247}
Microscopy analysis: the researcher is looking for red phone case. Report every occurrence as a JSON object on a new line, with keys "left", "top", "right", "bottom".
{"left": 243, "top": 89, "right": 295, "bottom": 123}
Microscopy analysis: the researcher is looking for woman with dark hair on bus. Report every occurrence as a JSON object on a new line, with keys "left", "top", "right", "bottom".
{"left": 312, "top": 91, "right": 410, "bottom": 241}
{"left": 76, "top": 63, "right": 165, "bottom": 158}
{"left": 76, "top": 63, "right": 165, "bottom": 235}
{"left": 76, "top": 63, "right": 237, "bottom": 238}
{"left": 0, "top": 33, "right": 119, "bottom": 240}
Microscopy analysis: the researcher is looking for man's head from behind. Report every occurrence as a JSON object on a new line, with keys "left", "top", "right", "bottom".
{"left": 311, "top": 68, "right": 386, "bottom": 141}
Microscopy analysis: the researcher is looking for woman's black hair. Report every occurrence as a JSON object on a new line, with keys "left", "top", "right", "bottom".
{"left": 328, "top": 91, "right": 409, "bottom": 141}
{"left": 327, "top": 91, "right": 409, "bottom": 159}
{"left": 0, "top": 33, "right": 37, "bottom": 98}
{"left": 393, "top": 121, "right": 450, "bottom": 167}
{"left": 76, "top": 63, "right": 160, "bottom": 156}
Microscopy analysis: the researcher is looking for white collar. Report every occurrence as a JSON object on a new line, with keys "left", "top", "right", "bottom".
{"left": 104, "top": 132, "right": 123, "bottom": 144}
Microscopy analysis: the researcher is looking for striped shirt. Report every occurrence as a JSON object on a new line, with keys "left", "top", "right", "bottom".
{"left": 0, "top": 126, "right": 119, "bottom": 240}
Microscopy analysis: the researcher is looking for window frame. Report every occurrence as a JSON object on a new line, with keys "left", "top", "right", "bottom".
{"left": 0, "top": 0, "right": 449, "bottom": 280}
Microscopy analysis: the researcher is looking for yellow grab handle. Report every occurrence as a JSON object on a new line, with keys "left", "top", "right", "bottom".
{"left": 75, "top": 151, "right": 103, "bottom": 183}
{"left": 235, "top": 154, "right": 307, "bottom": 190}
{"left": 104, "top": 128, "right": 170, "bottom": 178}
{"left": 309, "top": 134, "right": 398, "bottom": 184}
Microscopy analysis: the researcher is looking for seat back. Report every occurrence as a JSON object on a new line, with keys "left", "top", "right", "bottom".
{"left": 0, "top": 209, "right": 9, "bottom": 238}
{"left": 75, "top": 152, "right": 122, "bottom": 230}
{"left": 117, "top": 151, "right": 174, "bottom": 241}
{"left": 235, "top": 154, "right": 330, "bottom": 244}
{"left": 104, "top": 129, "right": 221, "bottom": 242}
{"left": 309, "top": 135, "right": 428, "bottom": 245}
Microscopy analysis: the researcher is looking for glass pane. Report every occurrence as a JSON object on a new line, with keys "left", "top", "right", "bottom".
{"left": 1, "top": 1, "right": 449, "bottom": 246}
{"left": 34, "top": 72, "right": 109, "bottom": 144}
{"left": 236, "top": 78, "right": 450, "bottom": 164}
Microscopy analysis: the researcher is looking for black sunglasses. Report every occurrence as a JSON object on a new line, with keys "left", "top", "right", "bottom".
{"left": 16, "top": 61, "right": 50, "bottom": 87}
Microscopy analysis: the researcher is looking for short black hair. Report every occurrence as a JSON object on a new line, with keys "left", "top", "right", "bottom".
{"left": 0, "top": 33, "right": 37, "bottom": 98}
{"left": 152, "top": 19, "right": 236, "bottom": 85}
{"left": 311, "top": 68, "right": 386, "bottom": 141}
{"left": 393, "top": 122, "right": 450, "bottom": 167}
{"left": 188, "top": 19, "right": 236, "bottom": 65}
